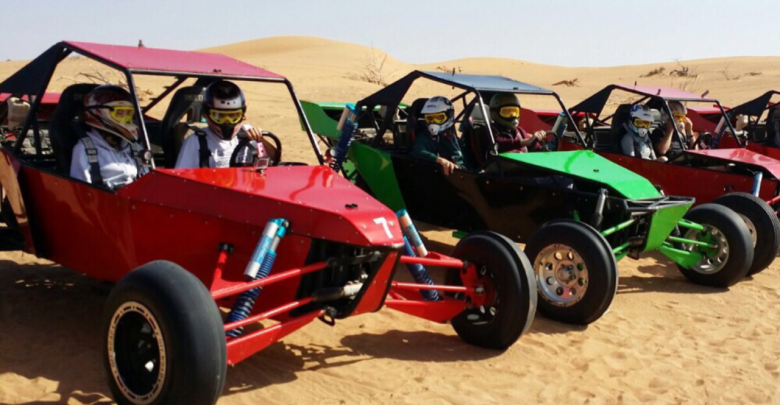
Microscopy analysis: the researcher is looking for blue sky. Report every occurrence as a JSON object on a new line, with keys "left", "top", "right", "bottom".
{"left": 4, "top": 0, "right": 778, "bottom": 66}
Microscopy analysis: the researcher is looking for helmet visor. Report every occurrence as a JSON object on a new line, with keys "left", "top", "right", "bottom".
{"left": 209, "top": 109, "right": 244, "bottom": 125}
{"left": 109, "top": 106, "right": 135, "bottom": 124}
{"left": 499, "top": 106, "right": 520, "bottom": 119}
{"left": 633, "top": 118, "right": 653, "bottom": 129}
{"left": 424, "top": 112, "right": 448, "bottom": 125}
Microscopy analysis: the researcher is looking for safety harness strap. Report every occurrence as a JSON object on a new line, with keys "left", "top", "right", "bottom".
{"left": 78, "top": 135, "right": 104, "bottom": 186}
{"left": 188, "top": 125, "right": 211, "bottom": 168}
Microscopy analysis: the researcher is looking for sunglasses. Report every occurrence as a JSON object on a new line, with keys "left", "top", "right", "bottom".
{"left": 424, "top": 113, "right": 447, "bottom": 125}
{"left": 499, "top": 106, "right": 520, "bottom": 119}
{"left": 633, "top": 118, "right": 653, "bottom": 129}
{"left": 209, "top": 109, "right": 244, "bottom": 125}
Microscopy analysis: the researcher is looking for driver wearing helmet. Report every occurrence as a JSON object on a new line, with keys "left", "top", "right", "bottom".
{"left": 472, "top": 93, "right": 546, "bottom": 165}
{"left": 409, "top": 96, "right": 467, "bottom": 176}
{"left": 175, "top": 80, "right": 264, "bottom": 169}
{"left": 620, "top": 104, "right": 658, "bottom": 160}
{"left": 652, "top": 101, "right": 695, "bottom": 157}
{"left": 70, "top": 85, "right": 149, "bottom": 189}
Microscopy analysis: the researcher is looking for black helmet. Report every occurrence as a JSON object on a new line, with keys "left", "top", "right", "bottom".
{"left": 203, "top": 80, "right": 246, "bottom": 140}
{"left": 489, "top": 93, "right": 521, "bottom": 129}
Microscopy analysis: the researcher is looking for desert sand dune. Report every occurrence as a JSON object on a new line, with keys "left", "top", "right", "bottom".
{"left": 1, "top": 36, "right": 780, "bottom": 404}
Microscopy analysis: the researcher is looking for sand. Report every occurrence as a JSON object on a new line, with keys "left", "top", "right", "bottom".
{"left": 1, "top": 36, "right": 780, "bottom": 404}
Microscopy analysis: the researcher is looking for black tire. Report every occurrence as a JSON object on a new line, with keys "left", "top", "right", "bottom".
{"left": 524, "top": 220, "right": 618, "bottom": 325}
{"left": 714, "top": 192, "right": 780, "bottom": 275}
{"left": 102, "top": 261, "right": 227, "bottom": 405}
{"left": 445, "top": 231, "right": 536, "bottom": 350}
{"left": 676, "top": 204, "right": 753, "bottom": 287}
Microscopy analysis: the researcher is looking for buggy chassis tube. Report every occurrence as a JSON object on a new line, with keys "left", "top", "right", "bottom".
{"left": 210, "top": 246, "right": 478, "bottom": 363}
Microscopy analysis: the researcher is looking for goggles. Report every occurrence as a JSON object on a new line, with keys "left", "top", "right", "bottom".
{"left": 424, "top": 112, "right": 448, "bottom": 125}
{"left": 633, "top": 118, "right": 653, "bottom": 129}
{"left": 108, "top": 106, "right": 135, "bottom": 124}
{"left": 209, "top": 108, "right": 244, "bottom": 125}
{"left": 499, "top": 106, "right": 521, "bottom": 119}
{"left": 673, "top": 113, "right": 686, "bottom": 123}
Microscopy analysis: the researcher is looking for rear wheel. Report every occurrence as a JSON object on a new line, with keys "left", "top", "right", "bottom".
{"left": 525, "top": 220, "right": 618, "bottom": 325}
{"left": 446, "top": 231, "right": 536, "bottom": 350}
{"left": 676, "top": 204, "right": 753, "bottom": 287}
{"left": 103, "top": 261, "right": 227, "bottom": 405}
{"left": 714, "top": 192, "right": 780, "bottom": 275}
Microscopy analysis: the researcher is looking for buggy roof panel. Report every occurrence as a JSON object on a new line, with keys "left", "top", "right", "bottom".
{"left": 357, "top": 70, "right": 553, "bottom": 108}
{"left": 65, "top": 41, "right": 285, "bottom": 79}
{"left": 571, "top": 84, "right": 719, "bottom": 114}
{"left": 730, "top": 91, "right": 780, "bottom": 117}
{"left": 0, "top": 41, "right": 284, "bottom": 95}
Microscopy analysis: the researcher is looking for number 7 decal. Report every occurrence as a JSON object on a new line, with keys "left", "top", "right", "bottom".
{"left": 373, "top": 217, "right": 394, "bottom": 239}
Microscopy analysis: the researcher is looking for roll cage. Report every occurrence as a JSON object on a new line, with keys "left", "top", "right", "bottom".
{"left": 0, "top": 41, "right": 325, "bottom": 167}
{"left": 352, "top": 70, "right": 588, "bottom": 150}
{"left": 568, "top": 84, "right": 742, "bottom": 150}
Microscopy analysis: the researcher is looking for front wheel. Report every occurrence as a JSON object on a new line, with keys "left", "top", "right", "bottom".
{"left": 446, "top": 231, "right": 537, "bottom": 350}
{"left": 102, "top": 261, "right": 227, "bottom": 405}
{"left": 676, "top": 204, "right": 753, "bottom": 287}
{"left": 714, "top": 192, "right": 780, "bottom": 275}
{"left": 525, "top": 220, "right": 618, "bottom": 325}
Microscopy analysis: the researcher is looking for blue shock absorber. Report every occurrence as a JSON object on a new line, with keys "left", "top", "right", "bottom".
{"left": 397, "top": 209, "right": 428, "bottom": 257}
{"left": 330, "top": 104, "right": 358, "bottom": 173}
{"left": 402, "top": 236, "right": 440, "bottom": 301}
{"left": 226, "top": 219, "right": 288, "bottom": 338}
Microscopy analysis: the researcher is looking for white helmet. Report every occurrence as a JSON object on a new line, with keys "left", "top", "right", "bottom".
{"left": 421, "top": 96, "right": 454, "bottom": 136}
{"left": 628, "top": 104, "right": 654, "bottom": 137}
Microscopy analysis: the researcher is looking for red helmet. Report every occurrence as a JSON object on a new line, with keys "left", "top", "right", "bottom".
{"left": 83, "top": 85, "right": 138, "bottom": 143}
{"left": 203, "top": 80, "right": 246, "bottom": 140}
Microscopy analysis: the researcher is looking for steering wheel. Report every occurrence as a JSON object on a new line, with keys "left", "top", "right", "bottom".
{"left": 532, "top": 131, "right": 557, "bottom": 152}
{"left": 691, "top": 132, "right": 714, "bottom": 150}
{"left": 229, "top": 131, "right": 282, "bottom": 167}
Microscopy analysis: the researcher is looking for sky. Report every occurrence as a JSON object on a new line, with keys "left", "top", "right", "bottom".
{"left": 3, "top": 0, "right": 779, "bottom": 67}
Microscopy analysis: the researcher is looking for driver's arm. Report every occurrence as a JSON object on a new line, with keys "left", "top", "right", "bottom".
{"left": 409, "top": 133, "right": 439, "bottom": 162}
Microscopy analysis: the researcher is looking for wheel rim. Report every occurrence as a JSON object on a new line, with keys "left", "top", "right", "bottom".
{"left": 682, "top": 225, "right": 730, "bottom": 274}
{"left": 737, "top": 214, "right": 758, "bottom": 248}
{"left": 461, "top": 265, "right": 500, "bottom": 326}
{"left": 534, "top": 244, "right": 588, "bottom": 307}
{"left": 108, "top": 301, "right": 167, "bottom": 405}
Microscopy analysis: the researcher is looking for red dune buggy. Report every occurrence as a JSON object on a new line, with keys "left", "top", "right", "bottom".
{"left": 0, "top": 42, "right": 536, "bottom": 405}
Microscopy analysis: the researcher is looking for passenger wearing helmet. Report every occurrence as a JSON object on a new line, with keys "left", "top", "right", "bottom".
{"left": 471, "top": 93, "right": 546, "bottom": 164}
{"left": 175, "top": 80, "right": 265, "bottom": 169}
{"left": 620, "top": 104, "right": 657, "bottom": 160}
{"left": 409, "top": 96, "right": 467, "bottom": 176}
{"left": 70, "top": 85, "right": 149, "bottom": 189}
{"left": 651, "top": 101, "right": 695, "bottom": 157}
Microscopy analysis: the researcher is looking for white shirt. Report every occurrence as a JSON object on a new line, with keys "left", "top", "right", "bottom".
{"left": 70, "top": 129, "right": 147, "bottom": 189}
{"left": 174, "top": 126, "right": 262, "bottom": 169}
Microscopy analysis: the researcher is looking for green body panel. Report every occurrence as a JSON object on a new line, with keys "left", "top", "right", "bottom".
{"left": 350, "top": 143, "right": 406, "bottom": 211}
{"left": 501, "top": 150, "right": 662, "bottom": 199}
{"left": 300, "top": 101, "right": 408, "bottom": 140}
{"left": 645, "top": 203, "right": 692, "bottom": 251}
{"left": 301, "top": 100, "right": 342, "bottom": 139}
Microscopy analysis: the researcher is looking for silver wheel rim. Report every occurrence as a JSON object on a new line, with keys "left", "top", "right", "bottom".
{"left": 107, "top": 301, "right": 167, "bottom": 405}
{"left": 534, "top": 244, "right": 588, "bottom": 307}
{"left": 737, "top": 214, "right": 758, "bottom": 248}
{"left": 682, "top": 225, "right": 730, "bottom": 274}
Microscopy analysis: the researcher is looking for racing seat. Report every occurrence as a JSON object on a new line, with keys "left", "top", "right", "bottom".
{"left": 406, "top": 98, "right": 428, "bottom": 147}
{"left": 159, "top": 85, "right": 205, "bottom": 167}
{"left": 765, "top": 107, "right": 780, "bottom": 147}
{"left": 49, "top": 83, "right": 99, "bottom": 174}
{"left": 601, "top": 104, "right": 632, "bottom": 152}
